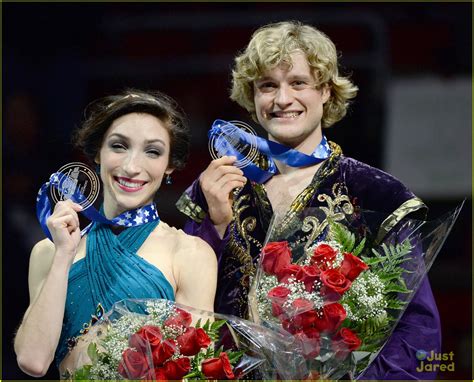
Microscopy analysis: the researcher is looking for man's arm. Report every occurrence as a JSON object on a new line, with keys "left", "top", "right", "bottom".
{"left": 177, "top": 156, "right": 246, "bottom": 256}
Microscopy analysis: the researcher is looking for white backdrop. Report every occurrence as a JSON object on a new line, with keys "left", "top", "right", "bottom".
{"left": 385, "top": 76, "right": 471, "bottom": 199}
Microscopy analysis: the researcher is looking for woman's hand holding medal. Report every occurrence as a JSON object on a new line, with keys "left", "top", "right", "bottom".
{"left": 46, "top": 200, "right": 83, "bottom": 260}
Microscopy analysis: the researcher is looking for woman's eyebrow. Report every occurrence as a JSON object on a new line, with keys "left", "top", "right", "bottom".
{"left": 108, "top": 133, "right": 166, "bottom": 146}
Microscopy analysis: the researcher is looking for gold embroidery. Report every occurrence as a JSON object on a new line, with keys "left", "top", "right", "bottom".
{"left": 227, "top": 193, "right": 261, "bottom": 288}
{"left": 302, "top": 183, "right": 355, "bottom": 250}
{"left": 253, "top": 183, "right": 272, "bottom": 218}
{"left": 176, "top": 192, "right": 207, "bottom": 223}
{"left": 375, "top": 197, "right": 427, "bottom": 244}
{"left": 318, "top": 183, "right": 354, "bottom": 221}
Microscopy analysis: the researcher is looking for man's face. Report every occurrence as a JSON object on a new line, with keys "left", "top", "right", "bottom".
{"left": 253, "top": 51, "right": 330, "bottom": 148}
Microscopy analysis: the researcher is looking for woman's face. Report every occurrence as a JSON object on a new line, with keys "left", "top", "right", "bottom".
{"left": 98, "top": 112, "right": 172, "bottom": 218}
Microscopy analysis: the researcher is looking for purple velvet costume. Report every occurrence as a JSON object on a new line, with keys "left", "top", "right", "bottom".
{"left": 177, "top": 142, "right": 441, "bottom": 380}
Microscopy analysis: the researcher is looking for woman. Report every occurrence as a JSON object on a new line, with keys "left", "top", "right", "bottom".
{"left": 14, "top": 90, "right": 217, "bottom": 378}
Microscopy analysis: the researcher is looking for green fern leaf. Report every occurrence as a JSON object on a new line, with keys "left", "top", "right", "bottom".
{"left": 210, "top": 319, "right": 227, "bottom": 331}
{"left": 227, "top": 350, "right": 245, "bottom": 364}
{"left": 386, "top": 299, "right": 407, "bottom": 309}
{"left": 362, "top": 255, "right": 385, "bottom": 265}
{"left": 378, "top": 271, "right": 404, "bottom": 282}
{"left": 353, "top": 237, "right": 366, "bottom": 256}
{"left": 214, "top": 345, "right": 223, "bottom": 357}
{"left": 202, "top": 319, "right": 211, "bottom": 331}
{"left": 87, "top": 342, "right": 98, "bottom": 364}
{"left": 329, "top": 221, "right": 356, "bottom": 252}
{"left": 384, "top": 282, "right": 411, "bottom": 293}
{"left": 195, "top": 318, "right": 202, "bottom": 329}
{"left": 73, "top": 365, "right": 92, "bottom": 380}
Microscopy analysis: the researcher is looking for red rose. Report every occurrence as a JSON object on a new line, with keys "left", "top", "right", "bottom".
{"left": 295, "top": 265, "right": 321, "bottom": 292}
{"left": 163, "top": 308, "right": 192, "bottom": 328}
{"left": 128, "top": 333, "right": 149, "bottom": 353}
{"left": 320, "top": 269, "right": 352, "bottom": 295}
{"left": 276, "top": 264, "right": 302, "bottom": 283}
{"left": 303, "top": 327, "right": 321, "bottom": 339}
{"left": 271, "top": 301, "right": 285, "bottom": 317}
{"left": 314, "top": 303, "right": 347, "bottom": 333}
{"left": 261, "top": 241, "right": 292, "bottom": 276}
{"left": 290, "top": 299, "right": 318, "bottom": 330}
{"left": 129, "top": 325, "right": 163, "bottom": 352}
{"left": 332, "top": 327, "right": 362, "bottom": 359}
{"left": 291, "top": 298, "right": 313, "bottom": 314}
{"left": 340, "top": 252, "right": 369, "bottom": 281}
{"left": 118, "top": 348, "right": 150, "bottom": 379}
{"left": 152, "top": 339, "right": 178, "bottom": 366}
{"left": 292, "top": 310, "right": 318, "bottom": 331}
{"left": 163, "top": 357, "right": 191, "bottom": 379}
{"left": 143, "top": 367, "right": 168, "bottom": 381}
{"left": 293, "top": 330, "right": 321, "bottom": 359}
{"left": 201, "top": 352, "right": 235, "bottom": 379}
{"left": 267, "top": 285, "right": 291, "bottom": 301}
{"left": 267, "top": 285, "right": 291, "bottom": 318}
{"left": 281, "top": 318, "right": 299, "bottom": 334}
{"left": 176, "top": 327, "right": 211, "bottom": 356}
{"left": 311, "top": 243, "right": 338, "bottom": 269}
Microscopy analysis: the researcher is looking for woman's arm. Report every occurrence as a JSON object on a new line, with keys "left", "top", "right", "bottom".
{"left": 14, "top": 201, "right": 82, "bottom": 377}
{"left": 173, "top": 235, "right": 217, "bottom": 312}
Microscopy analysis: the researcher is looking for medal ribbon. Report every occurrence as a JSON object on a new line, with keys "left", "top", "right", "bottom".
{"left": 36, "top": 172, "right": 159, "bottom": 241}
{"left": 208, "top": 119, "right": 331, "bottom": 183}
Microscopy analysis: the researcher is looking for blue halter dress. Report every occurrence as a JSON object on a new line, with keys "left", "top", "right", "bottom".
{"left": 55, "top": 220, "right": 174, "bottom": 365}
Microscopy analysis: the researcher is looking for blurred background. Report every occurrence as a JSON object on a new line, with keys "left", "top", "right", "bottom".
{"left": 3, "top": 2, "right": 472, "bottom": 380}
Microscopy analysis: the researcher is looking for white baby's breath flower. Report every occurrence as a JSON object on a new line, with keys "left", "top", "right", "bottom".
{"left": 256, "top": 273, "right": 326, "bottom": 323}
{"left": 341, "top": 271, "right": 387, "bottom": 322}
{"left": 256, "top": 274, "right": 279, "bottom": 321}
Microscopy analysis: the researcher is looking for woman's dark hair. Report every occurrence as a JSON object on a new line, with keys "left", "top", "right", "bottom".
{"left": 73, "top": 89, "right": 190, "bottom": 170}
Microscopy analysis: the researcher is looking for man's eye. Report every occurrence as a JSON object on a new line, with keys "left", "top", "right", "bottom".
{"left": 292, "top": 81, "right": 308, "bottom": 88}
{"left": 258, "top": 82, "right": 277, "bottom": 93}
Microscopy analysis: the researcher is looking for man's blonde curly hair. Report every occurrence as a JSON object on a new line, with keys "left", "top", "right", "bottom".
{"left": 230, "top": 21, "right": 358, "bottom": 128}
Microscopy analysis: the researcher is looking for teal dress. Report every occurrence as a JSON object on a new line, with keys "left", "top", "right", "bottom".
{"left": 55, "top": 220, "right": 174, "bottom": 365}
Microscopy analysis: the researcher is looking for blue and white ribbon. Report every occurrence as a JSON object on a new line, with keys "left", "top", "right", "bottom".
{"left": 208, "top": 119, "right": 331, "bottom": 183}
{"left": 36, "top": 172, "right": 159, "bottom": 241}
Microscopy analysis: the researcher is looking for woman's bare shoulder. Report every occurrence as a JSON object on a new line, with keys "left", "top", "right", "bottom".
{"left": 28, "top": 239, "right": 56, "bottom": 291}
{"left": 31, "top": 239, "right": 55, "bottom": 261}
{"left": 155, "top": 221, "right": 215, "bottom": 258}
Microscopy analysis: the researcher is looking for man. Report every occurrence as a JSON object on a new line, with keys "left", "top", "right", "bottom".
{"left": 177, "top": 21, "right": 440, "bottom": 379}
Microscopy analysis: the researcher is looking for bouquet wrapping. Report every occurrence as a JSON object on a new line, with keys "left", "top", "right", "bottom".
{"left": 64, "top": 298, "right": 294, "bottom": 380}
{"left": 248, "top": 203, "right": 463, "bottom": 380}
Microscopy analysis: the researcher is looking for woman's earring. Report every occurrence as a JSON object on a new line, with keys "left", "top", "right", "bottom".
{"left": 165, "top": 174, "right": 172, "bottom": 185}
{"left": 95, "top": 164, "right": 101, "bottom": 175}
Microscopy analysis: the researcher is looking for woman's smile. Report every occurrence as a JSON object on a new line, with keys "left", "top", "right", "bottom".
{"left": 114, "top": 176, "right": 147, "bottom": 192}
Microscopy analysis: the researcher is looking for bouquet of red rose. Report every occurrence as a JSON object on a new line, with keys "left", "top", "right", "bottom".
{"left": 68, "top": 299, "right": 276, "bottom": 380}
{"left": 248, "top": 205, "right": 462, "bottom": 380}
